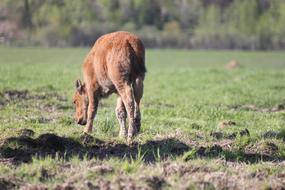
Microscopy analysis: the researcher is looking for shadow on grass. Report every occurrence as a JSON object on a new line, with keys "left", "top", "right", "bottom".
{"left": 0, "top": 133, "right": 189, "bottom": 165}
{"left": 0, "top": 133, "right": 283, "bottom": 165}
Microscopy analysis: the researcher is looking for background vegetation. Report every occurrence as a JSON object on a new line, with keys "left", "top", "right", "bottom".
{"left": 1, "top": 0, "right": 285, "bottom": 49}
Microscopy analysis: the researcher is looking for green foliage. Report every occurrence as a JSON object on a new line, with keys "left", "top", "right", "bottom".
{"left": 233, "top": 136, "right": 251, "bottom": 151}
{"left": 1, "top": 0, "right": 285, "bottom": 49}
{"left": 182, "top": 149, "right": 196, "bottom": 161}
{"left": 236, "top": 0, "right": 259, "bottom": 35}
{"left": 97, "top": 117, "right": 116, "bottom": 134}
{"left": 122, "top": 146, "right": 145, "bottom": 173}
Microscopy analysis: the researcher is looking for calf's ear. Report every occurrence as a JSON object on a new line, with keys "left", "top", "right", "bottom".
{"left": 75, "top": 79, "right": 85, "bottom": 94}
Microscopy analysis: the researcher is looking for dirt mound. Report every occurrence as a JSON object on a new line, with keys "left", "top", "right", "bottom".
{"left": 196, "top": 144, "right": 223, "bottom": 157}
{"left": 239, "top": 128, "right": 250, "bottom": 137}
{"left": 0, "top": 134, "right": 190, "bottom": 165}
{"left": 227, "top": 132, "right": 237, "bottom": 139}
{"left": 0, "top": 178, "right": 17, "bottom": 190}
{"left": 18, "top": 129, "right": 35, "bottom": 137}
{"left": 217, "top": 120, "right": 236, "bottom": 129}
{"left": 143, "top": 138, "right": 189, "bottom": 155}
{"left": 262, "top": 130, "right": 285, "bottom": 141}
{"left": 54, "top": 182, "right": 75, "bottom": 190}
{"left": 2, "top": 89, "right": 29, "bottom": 101}
{"left": 225, "top": 60, "right": 240, "bottom": 69}
{"left": 245, "top": 142, "right": 279, "bottom": 156}
{"left": 79, "top": 134, "right": 104, "bottom": 146}
{"left": 0, "top": 88, "right": 70, "bottom": 124}
{"left": 90, "top": 165, "right": 113, "bottom": 175}
{"left": 262, "top": 131, "right": 279, "bottom": 138}
{"left": 2, "top": 131, "right": 281, "bottom": 165}
{"left": 144, "top": 176, "right": 166, "bottom": 190}
{"left": 210, "top": 129, "right": 248, "bottom": 140}
{"left": 0, "top": 133, "right": 83, "bottom": 164}
{"left": 84, "top": 177, "right": 145, "bottom": 190}
{"left": 210, "top": 132, "right": 223, "bottom": 139}
{"left": 162, "top": 162, "right": 211, "bottom": 177}
{"left": 20, "top": 184, "right": 48, "bottom": 190}
{"left": 0, "top": 88, "right": 67, "bottom": 105}
{"left": 37, "top": 134, "right": 70, "bottom": 151}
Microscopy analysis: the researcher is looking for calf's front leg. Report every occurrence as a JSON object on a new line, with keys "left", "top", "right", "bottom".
{"left": 84, "top": 90, "right": 99, "bottom": 133}
{"left": 115, "top": 97, "right": 127, "bottom": 137}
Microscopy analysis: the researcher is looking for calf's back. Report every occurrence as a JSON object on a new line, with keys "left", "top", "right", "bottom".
{"left": 83, "top": 31, "right": 146, "bottom": 92}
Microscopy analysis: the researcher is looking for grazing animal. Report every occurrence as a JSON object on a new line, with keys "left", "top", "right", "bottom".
{"left": 73, "top": 31, "right": 146, "bottom": 143}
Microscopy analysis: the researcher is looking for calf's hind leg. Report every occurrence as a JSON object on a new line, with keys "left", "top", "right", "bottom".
{"left": 115, "top": 97, "right": 127, "bottom": 137}
{"left": 114, "top": 82, "right": 136, "bottom": 143}
{"left": 133, "top": 76, "right": 144, "bottom": 133}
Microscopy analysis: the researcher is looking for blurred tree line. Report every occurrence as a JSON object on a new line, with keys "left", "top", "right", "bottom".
{"left": 0, "top": 0, "right": 285, "bottom": 49}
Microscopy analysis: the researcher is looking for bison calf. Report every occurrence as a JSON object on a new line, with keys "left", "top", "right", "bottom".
{"left": 73, "top": 31, "right": 146, "bottom": 143}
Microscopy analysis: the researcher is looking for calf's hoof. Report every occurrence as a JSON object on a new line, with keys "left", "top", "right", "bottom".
{"left": 127, "top": 136, "right": 135, "bottom": 145}
{"left": 135, "top": 125, "right": 140, "bottom": 133}
{"left": 83, "top": 127, "right": 92, "bottom": 134}
{"left": 119, "top": 128, "right": 127, "bottom": 138}
{"left": 134, "top": 119, "right": 141, "bottom": 133}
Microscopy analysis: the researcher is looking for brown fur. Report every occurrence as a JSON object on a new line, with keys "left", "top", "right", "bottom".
{"left": 73, "top": 31, "right": 146, "bottom": 143}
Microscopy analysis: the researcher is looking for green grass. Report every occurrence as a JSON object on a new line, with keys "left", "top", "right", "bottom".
{"left": 0, "top": 48, "right": 285, "bottom": 189}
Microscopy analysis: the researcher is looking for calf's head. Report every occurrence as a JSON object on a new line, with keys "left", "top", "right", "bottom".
{"left": 73, "top": 80, "right": 88, "bottom": 125}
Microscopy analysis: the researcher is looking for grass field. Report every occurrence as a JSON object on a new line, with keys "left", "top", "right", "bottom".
{"left": 0, "top": 48, "right": 285, "bottom": 189}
